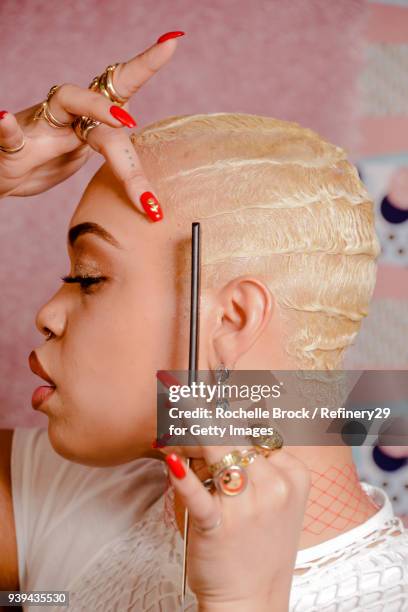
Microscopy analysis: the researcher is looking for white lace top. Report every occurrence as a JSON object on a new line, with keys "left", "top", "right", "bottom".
{"left": 11, "top": 427, "right": 408, "bottom": 611}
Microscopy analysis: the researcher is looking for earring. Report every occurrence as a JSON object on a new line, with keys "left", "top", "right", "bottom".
{"left": 215, "top": 361, "right": 230, "bottom": 384}
{"left": 214, "top": 361, "right": 231, "bottom": 412}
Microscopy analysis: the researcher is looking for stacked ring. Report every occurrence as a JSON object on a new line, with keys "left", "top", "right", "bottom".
{"left": 73, "top": 62, "right": 127, "bottom": 143}
{"left": 72, "top": 115, "right": 102, "bottom": 143}
{"left": 32, "top": 85, "right": 72, "bottom": 129}
{"left": 89, "top": 63, "right": 128, "bottom": 106}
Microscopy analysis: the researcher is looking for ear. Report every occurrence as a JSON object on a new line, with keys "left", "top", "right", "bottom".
{"left": 208, "top": 276, "right": 273, "bottom": 369}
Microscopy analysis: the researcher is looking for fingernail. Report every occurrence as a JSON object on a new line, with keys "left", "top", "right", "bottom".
{"left": 140, "top": 191, "right": 164, "bottom": 222}
{"left": 152, "top": 433, "right": 172, "bottom": 448}
{"left": 109, "top": 105, "right": 137, "bottom": 128}
{"left": 156, "top": 370, "right": 181, "bottom": 388}
{"left": 157, "top": 31, "right": 185, "bottom": 44}
{"left": 0, "top": 111, "right": 8, "bottom": 120}
{"left": 166, "top": 453, "right": 186, "bottom": 479}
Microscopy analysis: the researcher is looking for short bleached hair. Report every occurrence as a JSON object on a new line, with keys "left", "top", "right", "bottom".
{"left": 131, "top": 113, "right": 380, "bottom": 369}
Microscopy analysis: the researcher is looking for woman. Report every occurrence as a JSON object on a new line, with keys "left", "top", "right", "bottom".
{"left": 1, "top": 33, "right": 407, "bottom": 611}
{"left": 0, "top": 33, "right": 310, "bottom": 611}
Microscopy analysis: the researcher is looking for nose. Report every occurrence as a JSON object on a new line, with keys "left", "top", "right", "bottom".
{"left": 35, "top": 289, "right": 67, "bottom": 341}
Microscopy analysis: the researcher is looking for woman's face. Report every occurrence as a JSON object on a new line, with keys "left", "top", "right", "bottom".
{"left": 31, "top": 163, "right": 191, "bottom": 466}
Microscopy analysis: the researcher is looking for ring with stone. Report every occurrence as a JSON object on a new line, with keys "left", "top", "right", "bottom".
{"left": 213, "top": 464, "right": 248, "bottom": 497}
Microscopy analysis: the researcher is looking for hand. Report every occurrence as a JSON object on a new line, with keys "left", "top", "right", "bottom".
{"left": 162, "top": 445, "right": 310, "bottom": 612}
{"left": 0, "top": 30, "right": 185, "bottom": 221}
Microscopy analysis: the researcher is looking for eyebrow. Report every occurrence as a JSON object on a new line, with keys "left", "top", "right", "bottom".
{"left": 68, "top": 222, "right": 122, "bottom": 249}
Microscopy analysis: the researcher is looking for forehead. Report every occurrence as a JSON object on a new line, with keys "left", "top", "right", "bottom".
{"left": 69, "top": 163, "right": 175, "bottom": 250}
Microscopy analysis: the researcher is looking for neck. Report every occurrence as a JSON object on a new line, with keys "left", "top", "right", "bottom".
{"left": 290, "top": 446, "right": 379, "bottom": 550}
{"left": 172, "top": 447, "right": 379, "bottom": 551}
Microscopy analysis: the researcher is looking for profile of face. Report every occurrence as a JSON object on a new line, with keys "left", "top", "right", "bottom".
{"left": 33, "top": 162, "right": 192, "bottom": 466}
{"left": 31, "top": 113, "right": 380, "bottom": 467}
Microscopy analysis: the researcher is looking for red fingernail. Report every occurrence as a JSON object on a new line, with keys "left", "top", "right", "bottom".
{"left": 152, "top": 429, "right": 173, "bottom": 449}
{"left": 0, "top": 111, "right": 8, "bottom": 120}
{"left": 151, "top": 434, "right": 170, "bottom": 449}
{"left": 109, "top": 105, "right": 137, "bottom": 128}
{"left": 157, "top": 31, "right": 185, "bottom": 44}
{"left": 156, "top": 370, "right": 181, "bottom": 389}
{"left": 166, "top": 453, "right": 186, "bottom": 479}
{"left": 140, "top": 191, "right": 164, "bottom": 222}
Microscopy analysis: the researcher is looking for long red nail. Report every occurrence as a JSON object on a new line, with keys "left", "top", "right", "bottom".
{"left": 157, "top": 31, "right": 185, "bottom": 44}
{"left": 140, "top": 191, "right": 164, "bottom": 222}
{"left": 156, "top": 370, "right": 181, "bottom": 389}
{"left": 166, "top": 453, "right": 186, "bottom": 479}
{"left": 109, "top": 105, "right": 137, "bottom": 128}
{"left": 0, "top": 111, "right": 8, "bottom": 120}
{"left": 151, "top": 433, "right": 172, "bottom": 449}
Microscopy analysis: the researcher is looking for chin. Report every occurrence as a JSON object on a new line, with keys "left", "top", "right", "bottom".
{"left": 46, "top": 420, "right": 102, "bottom": 466}
{"left": 47, "top": 420, "right": 151, "bottom": 467}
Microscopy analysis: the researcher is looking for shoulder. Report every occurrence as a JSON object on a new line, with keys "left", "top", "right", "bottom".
{"left": 10, "top": 427, "right": 167, "bottom": 589}
{"left": 11, "top": 426, "right": 167, "bottom": 523}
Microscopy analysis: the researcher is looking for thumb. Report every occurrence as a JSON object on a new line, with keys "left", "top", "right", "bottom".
{"left": 0, "top": 111, "right": 26, "bottom": 154}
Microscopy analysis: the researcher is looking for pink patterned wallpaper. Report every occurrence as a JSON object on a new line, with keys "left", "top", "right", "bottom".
{"left": 0, "top": 0, "right": 374, "bottom": 427}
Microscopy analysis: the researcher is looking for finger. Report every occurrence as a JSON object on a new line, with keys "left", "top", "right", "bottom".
{"left": 34, "top": 31, "right": 186, "bottom": 130}
{"left": 165, "top": 452, "right": 222, "bottom": 532}
{"left": 266, "top": 448, "right": 311, "bottom": 496}
{"left": 189, "top": 443, "right": 265, "bottom": 500}
{"left": 88, "top": 128, "right": 164, "bottom": 221}
{"left": 0, "top": 111, "right": 26, "bottom": 154}
{"left": 113, "top": 31, "right": 185, "bottom": 99}
{"left": 43, "top": 83, "right": 137, "bottom": 129}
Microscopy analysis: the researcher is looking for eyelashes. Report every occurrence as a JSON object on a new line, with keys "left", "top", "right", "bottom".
{"left": 60, "top": 274, "right": 107, "bottom": 294}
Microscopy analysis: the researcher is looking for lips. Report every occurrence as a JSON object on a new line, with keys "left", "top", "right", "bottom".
{"left": 31, "top": 385, "right": 56, "bottom": 410}
{"left": 28, "top": 350, "right": 55, "bottom": 386}
{"left": 29, "top": 351, "right": 56, "bottom": 411}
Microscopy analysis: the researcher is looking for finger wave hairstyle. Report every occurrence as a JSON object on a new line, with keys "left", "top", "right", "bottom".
{"left": 131, "top": 113, "right": 380, "bottom": 370}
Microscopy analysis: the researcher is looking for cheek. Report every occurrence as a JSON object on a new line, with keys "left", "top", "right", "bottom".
{"left": 60, "top": 280, "right": 179, "bottom": 434}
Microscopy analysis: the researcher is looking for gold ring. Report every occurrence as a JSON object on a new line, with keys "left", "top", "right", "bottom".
{"left": 251, "top": 428, "right": 284, "bottom": 457}
{"left": 214, "top": 464, "right": 248, "bottom": 496}
{"left": 89, "top": 63, "right": 128, "bottom": 106}
{"left": 32, "top": 85, "right": 72, "bottom": 129}
{"left": 0, "top": 137, "right": 26, "bottom": 154}
{"left": 71, "top": 115, "right": 101, "bottom": 143}
{"left": 192, "top": 515, "right": 222, "bottom": 534}
{"left": 208, "top": 449, "right": 258, "bottom": 476}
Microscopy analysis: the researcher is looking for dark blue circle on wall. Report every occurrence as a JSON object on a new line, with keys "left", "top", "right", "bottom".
{"left": 373, "top": 445, "right": 407, "bottom": 472}
{"left": 380, "top": 196, "right": 408, "bottom": 224}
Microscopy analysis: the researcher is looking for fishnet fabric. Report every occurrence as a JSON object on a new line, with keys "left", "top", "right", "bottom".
{"left": 305, "top": 464, "right": 379, "bottom": 534}
{"left": 51, "top": 492, "right": 408, "bottom": 612}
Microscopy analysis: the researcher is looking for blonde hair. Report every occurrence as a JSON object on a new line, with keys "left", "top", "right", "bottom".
{"left": 131, "top": 113, "right": 380, "bottom": 369}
